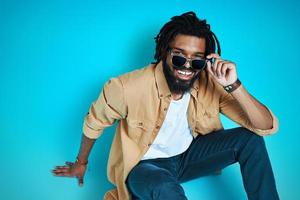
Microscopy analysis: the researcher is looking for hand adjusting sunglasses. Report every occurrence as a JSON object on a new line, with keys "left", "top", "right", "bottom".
{"left": 169, "top": 49, "right": 212, "bottom": 70}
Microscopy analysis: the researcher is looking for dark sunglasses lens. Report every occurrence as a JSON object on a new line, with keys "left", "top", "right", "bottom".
{"left": 172, "top": 55, "right": 186, "bottom": 67}
{"left": 192, "top": 59, "right": 206, "bottom": 70}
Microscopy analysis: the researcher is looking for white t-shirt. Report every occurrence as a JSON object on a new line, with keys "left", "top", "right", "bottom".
{"left": 141, "top": 92, "right": 193, "bottom": 160}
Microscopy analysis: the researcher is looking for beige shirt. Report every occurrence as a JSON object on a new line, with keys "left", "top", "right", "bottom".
{"left": 82, "top": 61, "right": 279, "bottom": 200}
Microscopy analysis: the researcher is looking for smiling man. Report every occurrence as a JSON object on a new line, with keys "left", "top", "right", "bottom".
{"left": 52, "top": 12, "right": 280, "bottom": 200}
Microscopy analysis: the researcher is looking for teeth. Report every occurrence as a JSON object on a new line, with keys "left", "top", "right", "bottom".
{"left": 178, "top": 70, "right": 193, "bottom": 75}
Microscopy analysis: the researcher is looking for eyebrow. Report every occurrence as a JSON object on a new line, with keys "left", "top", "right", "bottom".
{"left": 173, "top": 47, "right": 205, "bottom": 56}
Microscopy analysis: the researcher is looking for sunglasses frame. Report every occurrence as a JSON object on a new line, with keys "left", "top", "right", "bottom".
{"left": 168, "top": 49, "right": 210, "bottom": 70}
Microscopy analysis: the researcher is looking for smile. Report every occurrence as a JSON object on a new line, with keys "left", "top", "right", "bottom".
{"left": 174, "top": 69, "right": 195, "bottom": 80}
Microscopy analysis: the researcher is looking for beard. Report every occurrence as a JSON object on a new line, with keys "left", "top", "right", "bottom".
{"left": 162, "top": 60, "right": 201, "bottom": 94}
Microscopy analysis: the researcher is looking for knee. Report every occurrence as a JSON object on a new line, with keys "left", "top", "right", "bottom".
{"left": 148, "top": 169, "right": 176, "bottom": 187}
{"left": 247, "top": 131, "right": 266, "bottom": 149}
{"left": 148, "top": 170, "right": 186, "bottom": 199}
{"left": 236, "top": 128, "right": 267, "bottom": 158}
{"left": 152, "top": 181, "right": 187, "bottom": 200}
{"left": 239, "top": 127, "right": 266, "bottom": 147}
{"left": 243, "top": 130, "right": 267, "bottom": 157}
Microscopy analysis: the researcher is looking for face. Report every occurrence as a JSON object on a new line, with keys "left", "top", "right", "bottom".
{"left": 163, "top": 34, "right": 206, "bottom": 94}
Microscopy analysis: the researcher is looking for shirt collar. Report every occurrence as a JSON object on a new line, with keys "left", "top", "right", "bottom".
{"left": 154, "top": 61, "right": 201, "bottom": 99}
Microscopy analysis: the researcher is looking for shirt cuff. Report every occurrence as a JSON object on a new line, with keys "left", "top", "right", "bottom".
{"left": 83, "top": 123, "right": 103, "bottom": 139}
{"left": 82, "top": 114, "right": 103, "bottom": 139}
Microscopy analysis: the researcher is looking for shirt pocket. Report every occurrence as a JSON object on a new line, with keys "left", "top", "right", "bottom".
{"left": 195, "top": 108, "right": 220, "bottom": 134}
{"left": 127, "top": 119, "right": 153, "bottom": 144}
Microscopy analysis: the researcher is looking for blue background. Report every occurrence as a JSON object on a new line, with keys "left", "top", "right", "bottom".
{"left": 1, "top": 0, "right": 299, "bottom": 199}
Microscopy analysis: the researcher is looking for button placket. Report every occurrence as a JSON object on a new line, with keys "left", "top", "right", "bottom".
{"left": 149, "top": 98, "right": 170, "bottom": 147}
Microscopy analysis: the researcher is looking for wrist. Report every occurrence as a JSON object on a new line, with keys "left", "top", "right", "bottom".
{"left": 76, "top": 157, "right": 88, "bottom": 166}
{"left": 223, "top": 79, "right": 241, "bottom": 93}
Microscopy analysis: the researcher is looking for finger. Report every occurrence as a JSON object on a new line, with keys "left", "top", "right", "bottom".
{"left": 52, "top": 167, "right": 72, "bottom": 176}
{"left": 52, "top": 168, "right": 70, "bottom": 173}
{"left": 65, "top": 161, "right": 74, "bottom": 166}
{"left": 55, "top": 165, "right": 70, "bottom": 169}
{"left": 228, "top": 62, "right": 235, "bottom": 70}
{"left": 53, "top": 168, "right": 70, "bottom": 174}
{"left": 206, "top": 60, "right": 214, "bottom": 76}
{"left": 206, "top": 53, "right": 220, "bottom": 59}
{"left": 217, "top": 61, "right": 226, "bottom": 78}
{"left": 54, "top": 166, "right": 70, "bottom": 171}
{"left": 78, "top": 176, "right": 84, "bottom": 187}
{"left": 221, "top": 63, "right": 228, "bottom": 77}
{"left": 212, "top": 58, "right": 222, "bottom": 76}
{"left": 54, "top": 172, "right": 73, "bottom": 177}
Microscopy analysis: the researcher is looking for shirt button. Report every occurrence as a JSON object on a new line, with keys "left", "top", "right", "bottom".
{"left": 138, "top": 122, "right": 143, "bottom": 126}
{"left": 163, "top": 107, "right": 167, "bottom": 111}
{"left": 148, "top": 143, "right": 152, "bottom": 147}
{"left": 156, "top": 125, "right": 160, "bottom": 129}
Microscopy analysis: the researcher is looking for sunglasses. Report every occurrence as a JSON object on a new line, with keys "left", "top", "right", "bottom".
{"left": 169, "top": 50, "right": 211, "bottom": 70}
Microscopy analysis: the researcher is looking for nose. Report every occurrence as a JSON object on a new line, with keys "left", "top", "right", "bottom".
{"left": 184, "top": 58, "right": 192, "bottom": 68}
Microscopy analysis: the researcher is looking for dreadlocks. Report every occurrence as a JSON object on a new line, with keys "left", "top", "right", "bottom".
{"left": 153, "top": 11, "right": 221, "bottom": 64}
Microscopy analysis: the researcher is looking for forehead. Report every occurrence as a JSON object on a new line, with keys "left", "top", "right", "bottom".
{"left": 170, "top": 34, "right": 206, "bottom": 55}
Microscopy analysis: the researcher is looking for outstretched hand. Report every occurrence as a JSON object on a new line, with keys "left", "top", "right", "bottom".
{"left": 52, "top": 161, "right": 87, "bottom": 187}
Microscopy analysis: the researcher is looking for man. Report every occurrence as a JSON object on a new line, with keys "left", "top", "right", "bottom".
{"left": 52, "top": 11, "right": 280, "bottom": 200}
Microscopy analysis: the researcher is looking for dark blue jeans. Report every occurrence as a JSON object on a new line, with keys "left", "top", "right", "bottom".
{"left": 126, "top": 127, "right": 279, "bottom": 200}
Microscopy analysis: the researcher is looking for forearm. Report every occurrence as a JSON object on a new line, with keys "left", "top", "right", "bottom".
{"left": 77, "top": 133, "right": 96, "bottom": 163}
{"left": 230, "top": 84, "right": 273, "bottom": 130}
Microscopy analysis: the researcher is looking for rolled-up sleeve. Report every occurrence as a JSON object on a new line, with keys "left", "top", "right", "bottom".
{"left": 82, "top": 77, "right": 127, "bottom": 139}
{"left": 217, "top": 82, "right": 279, "bottom": 136}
